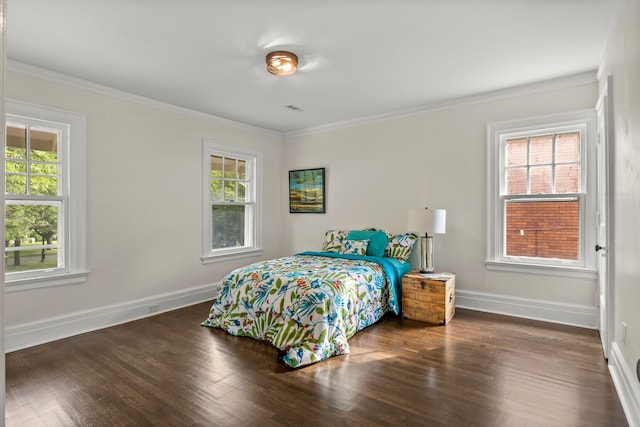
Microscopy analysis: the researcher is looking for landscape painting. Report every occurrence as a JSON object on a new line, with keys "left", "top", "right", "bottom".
{"left": 289, "top": 168, "right": 325, "bottom": 213}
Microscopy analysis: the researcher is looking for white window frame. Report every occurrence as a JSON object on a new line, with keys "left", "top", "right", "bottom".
{"left": 5, "top": 100, "right": 88, "bottom": 291}
{"left": 486, "top": 110, "right": 597, "bottom": 278}
{"left": 201, "top": 139, "right": 263, "bottom": 264}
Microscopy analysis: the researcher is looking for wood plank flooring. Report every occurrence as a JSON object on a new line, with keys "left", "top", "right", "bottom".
{"left": 5, "top": 303, "right": 628, "bottom": 426}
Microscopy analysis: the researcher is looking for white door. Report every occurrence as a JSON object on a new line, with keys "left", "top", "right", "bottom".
{"left": 595, "top": 76, "right": 614, "bottom": 359}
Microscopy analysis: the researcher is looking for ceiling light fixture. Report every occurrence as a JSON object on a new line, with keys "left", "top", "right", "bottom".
{"left": 266, "top": 51, "right": 298, "bottom": 76}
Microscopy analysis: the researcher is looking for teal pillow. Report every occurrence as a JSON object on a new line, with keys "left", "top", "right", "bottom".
{"left": 346, "top": 230, "right": 388, "bottom": 257}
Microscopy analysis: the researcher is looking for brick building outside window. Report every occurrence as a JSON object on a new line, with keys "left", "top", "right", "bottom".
{"left": 486, "top": 110, "right": 597, "bottom": 276}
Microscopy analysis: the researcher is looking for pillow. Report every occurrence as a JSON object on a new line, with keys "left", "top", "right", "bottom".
{"left": 340, "top": 239, "right": 369, "bottom": 256}
{"left": 385, "top": 232, "right": 418, "bottom": 262}
{"left": 322, "top": 229, "right": 349, "bottom": 253}
{"left": 346, "top": 230, "right": 389, "bottom": 257}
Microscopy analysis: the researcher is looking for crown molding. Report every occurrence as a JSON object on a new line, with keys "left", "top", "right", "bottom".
{"left": 7, "top": 60, "right": 281, "bottom": 138}
{"left": 8, "top": 60, "right": 597, "bottom": 141}
{"left": 283, "top": 70, "right": 598, "bottom": 139}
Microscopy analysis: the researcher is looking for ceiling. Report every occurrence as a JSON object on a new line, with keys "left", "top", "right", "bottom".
{"left": 7, "top": 0, "right": 623, "bottom": 135}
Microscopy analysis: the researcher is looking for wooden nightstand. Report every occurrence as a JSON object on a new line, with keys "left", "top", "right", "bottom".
{"left": 402, "top": 271, "right": 455, "bottom": 325}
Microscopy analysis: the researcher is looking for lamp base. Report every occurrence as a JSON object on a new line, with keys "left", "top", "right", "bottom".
{"left": 418, "top": 235, "right": 435, "bottom": 273}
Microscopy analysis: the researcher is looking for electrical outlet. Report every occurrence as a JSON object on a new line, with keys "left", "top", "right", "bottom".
{"left": 148, "top": 304, "right": 160, "bottom": 314}
{"left": 622, "top": 322, "right": 628, "bottom": 346}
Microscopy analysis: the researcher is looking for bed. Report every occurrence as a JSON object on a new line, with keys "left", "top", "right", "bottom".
{"left": 202, "top": 229, "right": 417, "bottom": 368}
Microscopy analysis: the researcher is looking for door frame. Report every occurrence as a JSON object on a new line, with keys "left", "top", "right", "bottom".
{"left": 595, "top": 75, "right": 615, "bottom": 359}
{"left": 1, "top": 0, "right": 6, "bottom": 418}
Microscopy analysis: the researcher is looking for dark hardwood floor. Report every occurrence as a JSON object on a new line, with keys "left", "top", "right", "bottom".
{"left": 5, "top": 303, "right": 627, "bottom": 426}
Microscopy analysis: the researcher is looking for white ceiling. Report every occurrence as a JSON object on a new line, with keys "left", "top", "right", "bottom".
{"left": 7, "top": 0, "right": 622, "bottom": 135}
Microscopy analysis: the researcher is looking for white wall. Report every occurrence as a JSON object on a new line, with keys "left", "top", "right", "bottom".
{"left": 4, "top": 70, "right": 283, "bottom": 327}
{"left": 4, "top": 68, "right": 604, "bottom": 340}
{"left": 599, "top": 0, "right": 640, "bottom": 423}
{"left": 282, "top": 83, "right": 599, "bottom": 315}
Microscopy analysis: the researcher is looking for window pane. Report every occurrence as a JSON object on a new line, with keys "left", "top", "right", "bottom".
{"left": 210, "top": 178, "right": 223, "bottom": 202}
{"left": 30, "top": 176, "right": 58, "bottom": 196}
{"left": 211, "top": 205, "right": 245, "bottom": 249}
{"left": 210, "top": 155, "right": 223, "bottom": 177}
{"left": 5, "top": 203, "right": 60, "bottom": 272}
{"left": 556, "top": 132, "right": 579, "bottom": 163}
{"left": 6, "top": 160, "right": 26, "bottom": 174}
{"left": 506, "top": 167, "right": 527, "bottom": 195}
{"left": 224, "top": 157, "right": 236, "bottom": 179}
{"left": 506, "top": 138, "right": 527, "bottom": 166}
{"left": 238, "top": 182, "right": 247, "bottom": 202}
{"left": 6, "top": 174, "right": 26, "bottom": 195}
{"left": 530, "top": 135, "right": 552, "bottom": 165}
{"left": 6, "top": 125, "right": 60, "bottom": 196}
{"left": 238, "top": 159, "right": 247, "bottom": 180}
{"left": 6, "top": 125, "right": 26, "bottom": 159}
{"left": 6, "top": 159, "right": 27, "bottom": 195}
{"left": 555, "top": 164, "right": 579, "bottom": 193}
{"left": 224, "top": 181, "right": 236, "bottom": 202}
{"left": 505, "top": 200, "right": 579, "bottom": 260}
{"left": 30, "top": 128, "right": 58, "bottom": 162}
{"left": 30, "top": 162, "right": 57, "bottom": 175}
{"left": 530, "top": 165, "right": 552, "bottom": 194}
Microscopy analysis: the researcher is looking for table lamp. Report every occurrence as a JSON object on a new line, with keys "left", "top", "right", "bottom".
{"left": 407, "top": 207, "right": 446, "bottom": 273}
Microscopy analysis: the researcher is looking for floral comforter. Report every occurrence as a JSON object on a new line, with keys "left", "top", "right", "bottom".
{"left": 202, "top": 251, "right": 410, "bottom": 367}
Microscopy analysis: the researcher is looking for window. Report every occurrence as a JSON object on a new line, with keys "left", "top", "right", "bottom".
{"left": 201, "top": 140, "right": 262, "bottom": 263}
{"left": 486, "top": 110, "right": 596, "bottom": 277}
{"left": 5, "top": 101, "right": 87, "bottom": 290}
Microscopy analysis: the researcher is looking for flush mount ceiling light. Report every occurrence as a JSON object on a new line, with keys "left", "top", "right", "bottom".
{"left": 266, "top": 50, "right": 298, "bottom": 76}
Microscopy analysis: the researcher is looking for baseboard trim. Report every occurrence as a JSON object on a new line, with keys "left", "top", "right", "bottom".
{"left": 5, "top": 283, "right": 220, "bottom": 353}
{"left": 3, "top": 287, "right": 598, "bottom": 351}
{"left": 609, "top": 342, "right": 640, "bottom": 427}
{"left": 456, "top": 289, "right": 597, "bottom": 329}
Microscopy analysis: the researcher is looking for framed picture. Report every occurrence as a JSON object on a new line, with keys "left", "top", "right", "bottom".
{"left": 289, "top": 168, "right": 326, "bottom": 213}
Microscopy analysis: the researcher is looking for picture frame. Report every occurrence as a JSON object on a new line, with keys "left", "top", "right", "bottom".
{"left": 289, "top": 167, "right": 326, "bottom": 213}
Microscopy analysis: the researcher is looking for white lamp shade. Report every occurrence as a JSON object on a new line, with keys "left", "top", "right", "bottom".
{"left": 407, "top": 208, "right": 446, "bottom": 234}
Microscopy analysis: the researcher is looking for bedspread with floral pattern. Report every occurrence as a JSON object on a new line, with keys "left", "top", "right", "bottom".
{"left": 202, "top": 252, "right": 409, "bottom": 367}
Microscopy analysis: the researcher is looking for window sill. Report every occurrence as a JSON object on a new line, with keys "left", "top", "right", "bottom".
{"left": 485, "top": 260, "right": 596, "bottom": 279}
{"left": 5, "top": 270, "right": 89, "bottom": 293}
{"left": 201, "top": 248, "right": 264, "bottom": 265}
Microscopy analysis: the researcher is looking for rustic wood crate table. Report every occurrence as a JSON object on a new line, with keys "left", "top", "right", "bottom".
{"left": 401, "top": 271, "right": 455, "bottom": 325}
